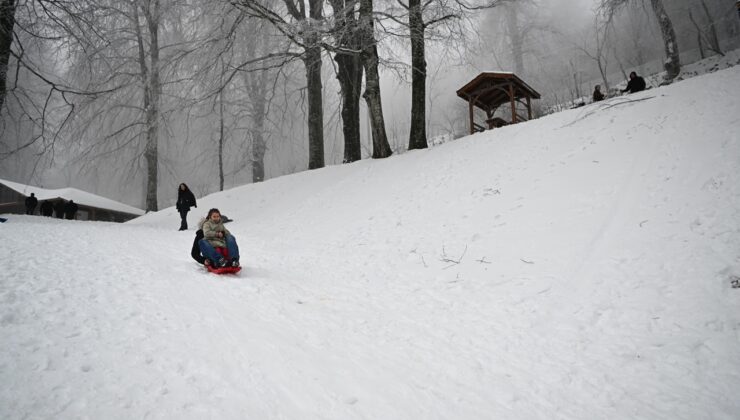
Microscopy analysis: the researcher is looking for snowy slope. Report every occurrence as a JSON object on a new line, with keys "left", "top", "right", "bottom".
{"left": 2, "top": 66, "right": 740, "bottom": 420}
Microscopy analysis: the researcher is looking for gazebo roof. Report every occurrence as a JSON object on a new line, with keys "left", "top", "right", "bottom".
{"left": 456, "top": 72, "right": 541, "bottom": 111}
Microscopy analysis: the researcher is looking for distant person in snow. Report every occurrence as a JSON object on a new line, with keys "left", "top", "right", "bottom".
{"left": 54, "top": 200, "right": 66, "bottom": 219}
{"left": 40, "top": 200, "right": 54, "bottom": 217}
{"left": 25, "top": 193, "right": 38, "bottom": 215}
{"left": 622, "top": 72, "right": 646, "bottom": 94}
{"left": 176, "top": 183, "right": 197, "bottom": 231}
{"left": 199, "top": 208, "right": 240, "bottom": 268}
{"left": 64, "top": 200, "right": 78, "bottom": 220}
{"left": 592, "top": 85, "right": 605, "bottom": 102}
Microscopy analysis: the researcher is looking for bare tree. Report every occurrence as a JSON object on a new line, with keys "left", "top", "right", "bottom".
{"left": 380, "top": 0, "right": 505, "bottom": 151}
{"left": 601, "top": 0, "right": 680, "bottom": 80}
{"left": 358, "top": 0, "right": 391, "bottom": 158}
{"left": 504, "top": 1, "right": 524, "bottom": 74}
{"left": 327, "top": 0, "right": 363, "bottom": 163}
{"left": 236, "top": 20, "right": 281, "bottom": 183}
{"left": 0, "top": 0, "right": 124, "bottom": 165}
{"left": 0, "top": 0, "right": 17, "bottom": 116}
{"left": 689, "top": 0, "right": 724, "bottom": 58}
{"left": 231, "top": 0, "right": 327, "bottom": 169}
{"left": 577, "top": 16, "right": 612, "bottom": 96}
{"left": 133, "top": 0, "right": 162, "bottom": 211}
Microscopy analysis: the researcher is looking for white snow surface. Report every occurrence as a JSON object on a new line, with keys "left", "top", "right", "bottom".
{"left": 2, "top": 66, "right": 740, "bottom": 420}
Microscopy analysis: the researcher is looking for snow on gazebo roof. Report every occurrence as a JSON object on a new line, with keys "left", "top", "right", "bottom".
{"left": 0, "top": 178, "right": 145, "bottom": 216}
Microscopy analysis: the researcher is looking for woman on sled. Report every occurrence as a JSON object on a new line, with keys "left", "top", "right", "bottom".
{"left": 198, "top": 208, "right": 240, "bottom": 269}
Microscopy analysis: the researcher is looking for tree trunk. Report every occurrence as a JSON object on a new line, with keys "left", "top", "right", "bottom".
{"left": 689, "top": 10, "right": 707, "bottom": 59}
{"left": 649, "top": 0, "right": 680, "bottom": 80}
{"left": 408, "top": 0, "right": 427, "bottom": 150}
{"left": 247, "top": 69, "right": 268, "bottom": 183}
{"left": 218, "top": 86, "right": 225, "bottom": 191}
{"left": 304, "top": 39, "right": 324, "bottom": 169}
{"left": 285, "top": 0, "right": 325, "bottom": 170}
{"left": 134, "top": 0, "right": 160, "bottom": 212}
{"left": 251, "top": 108, "right": 266, "bottom": 183}
{"left": 359, "top": 0, "right": 392, "bottom": 159}
{"left": 700, "top": 0, "right": 723, "bottom": 55}
{"left": 336, "top": 52, "right": 363, "bottom": 162}
{"left": 329, "top": 0, "right": 363, "bottom": 163}
{"left": 0, "top": 0, "right": 17, "bottom": 116}
{"left": 505, "top": 4, "right": 524, "bottom": 75}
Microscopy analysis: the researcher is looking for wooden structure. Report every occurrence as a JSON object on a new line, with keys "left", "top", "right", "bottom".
{"left": 0, "top": 178, "right": 144, "bottom": 222}
{"left": 456, "top": 72, "right": 541, "bottom": 135}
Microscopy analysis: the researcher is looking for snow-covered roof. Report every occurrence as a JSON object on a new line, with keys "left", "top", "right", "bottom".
{"left": 0, "top": 177, "right": 145, "bottom": 216}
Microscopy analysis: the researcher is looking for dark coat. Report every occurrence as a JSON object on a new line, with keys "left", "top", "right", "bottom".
{"left": 40, "top": 201, "right": 54, "bottom": 216}
{"left": 623, "top": 76, "right": 646, "bottom": 93}
{"left": 25, "top": 195, "right": 38, "bottom": 210}
{"left": 593, "top": 89, "right": 605, "bottom": 102}
{"left": 64, "top": 200, "right": 78, "bottom": 219}
{"left": 176, "top": 188, "right": 197, "bottom": 212}
{"left": 191, "top": 229, "right": 206, "bottom": 264}
{"left": 54, "top": 200, "right": 65, "bottom": 218}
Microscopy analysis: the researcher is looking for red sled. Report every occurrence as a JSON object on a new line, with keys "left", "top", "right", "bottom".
{"left": 205, "top": 247, "right": 242, "bottom": 275}
{"left": 207, "top": 265, "right": 241, "bottom": 274}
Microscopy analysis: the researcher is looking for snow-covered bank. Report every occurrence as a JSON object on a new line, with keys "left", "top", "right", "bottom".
{"left": 2, "top": 65, "right": 740, "bottom": 419}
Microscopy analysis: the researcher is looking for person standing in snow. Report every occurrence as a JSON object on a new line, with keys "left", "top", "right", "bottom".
{"left": 592, "top": 85, "right": 605, "bottom": 102}
{"left": 199, "top": 208, "right": 240, "bottom": 268}
{"left": 54, "top": 200, "right": 65, "bottom": 219}
{"left": 25, "top": 193, "right": 38, "bottom": 215}
{"left": 64, "top": 200, "right": 78, "bottom": 219}
{"left": 40, "top": 200, "right": 54, "bottom": 217}
{"left": 621, "top": 72, "right": 646, "bottom": 94}
{"left": 176, "top": 183, "right": 197, "bottom": 231}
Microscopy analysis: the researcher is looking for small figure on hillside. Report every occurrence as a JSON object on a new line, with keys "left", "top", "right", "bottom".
{"left": 25, "top": 193, "right": 38, "bottom": 215}
{"left": 40, "top": 200, "right": 54, "bottom": 217}
{"left": 64, "top": 200, "right": 78, "bottom": 220}
{"left": 54, "top": 200, "right": 66, "bottom": 219}
{"left": 622, "top": 72, "right": 646, "bottom": 94}
{"left": 176, "top": 183, "right": 197, "bottom": 231}
{"left": 199, "top": 208, "right": 240, "bottom": 268}
{"left": 592, "top": 85, "right": 605, "bottom": 102}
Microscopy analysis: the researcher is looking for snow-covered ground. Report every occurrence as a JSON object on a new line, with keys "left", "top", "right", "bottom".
{"left": 2, "top": 63, "right": 740, "bottom": 419}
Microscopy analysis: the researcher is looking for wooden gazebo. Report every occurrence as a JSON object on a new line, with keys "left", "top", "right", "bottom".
{"left": 456, "top": 72, "right": 541, "bottom": 135}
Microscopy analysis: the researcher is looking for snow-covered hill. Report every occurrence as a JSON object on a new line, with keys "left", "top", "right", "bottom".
{"left": 2, "top": 65, "right": 739, "bottom": 420}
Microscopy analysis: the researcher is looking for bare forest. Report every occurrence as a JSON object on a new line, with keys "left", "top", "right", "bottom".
{"left": 1, "top": 0, "right": 738, "bottom": 210}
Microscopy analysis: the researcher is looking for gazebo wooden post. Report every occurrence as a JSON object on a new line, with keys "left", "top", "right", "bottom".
{"left": 509, "top": 82, "right": 517, "bottom": 124}
{"left": 526, "top": 95, "right": 532, "bottom": 120}
{"left": 468, "top": 97, "right": 475, "bottom": 135}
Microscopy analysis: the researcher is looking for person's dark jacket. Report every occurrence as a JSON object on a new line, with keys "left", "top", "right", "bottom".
{"left": 177, "top": 188, "right": 197, "bottom": 212}
{"left": 593, "top": 89, "right": 605, "bottom": 102}
{"left": 54, "top": 200, "right": 65, "bottom": 218}
{"left": 191, "top": 229, "right": 206, "bottom": 264}
{"left": 64, "top": 200, "right": 78, "bottom": 219}
{"left": 25, "top": 195, "right": 38, "bottom": 211}
{"left": 623, "top": 76, "right": 646, "bottom": 93}
{"left": 40, "top": 201, "right": 54, "bottom": 216}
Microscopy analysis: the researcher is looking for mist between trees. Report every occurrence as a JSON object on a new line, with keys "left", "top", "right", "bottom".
{"left": 0, "top": 0, "right": 738, "bottom": 210}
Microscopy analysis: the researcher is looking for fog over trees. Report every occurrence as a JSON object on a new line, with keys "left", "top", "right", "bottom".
{"left": 1, "top": 0, "right": 738, "bottom": 210}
